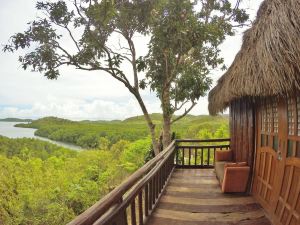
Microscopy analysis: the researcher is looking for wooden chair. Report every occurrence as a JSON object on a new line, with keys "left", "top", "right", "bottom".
{"left": 215, "top": 149, "right": 250, "bottom": 193}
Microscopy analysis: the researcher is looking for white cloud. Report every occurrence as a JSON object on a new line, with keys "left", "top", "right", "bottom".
{"left": 0, "top": 0, "right": 263, "bottom": 120}
{"left": 0, "top": 97, "right": 161, "bottom": 120}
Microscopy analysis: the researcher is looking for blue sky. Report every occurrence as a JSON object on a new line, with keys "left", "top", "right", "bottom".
{"left": 0, "top": 0, "right": 263, "bottom": 120}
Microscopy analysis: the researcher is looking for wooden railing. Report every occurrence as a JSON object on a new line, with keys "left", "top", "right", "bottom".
{"left": 175, "top": 138, "right": 230, "bottom": 168}
{"left": 67, "top": 138, "right": 230, "bottom": 225}
{"left": 67, "top": 140, "right": 176, "bottom": 225}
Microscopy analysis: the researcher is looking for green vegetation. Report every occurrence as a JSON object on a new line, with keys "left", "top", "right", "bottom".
{"left": 15, "top": 115, "right": 229, "bottom": 148}
{"left": 0, "top": 118, "right": 32, "bottom": 122}
{"left": 0, "top": 114, "right": 229, "bottom": 224}
{"left": 16, "top": 117, "right": 150, "bottom": 148}
{"left": 0, "top": 136, "right": 151, "bottom": 225}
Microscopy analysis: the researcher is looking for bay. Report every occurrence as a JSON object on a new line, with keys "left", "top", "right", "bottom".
{"left": 0, "top": 122, "right": 82, "bottom": 150}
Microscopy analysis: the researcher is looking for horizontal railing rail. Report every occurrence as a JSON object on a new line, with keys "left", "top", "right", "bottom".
{"left": 175, "top": 138, "right": 230, "bottom": 168}
{"left": 67, "top": 140, "right": 176, "bottom": 225}
{"left": 67, "top": 138, "right": 230, "bottom": 225}
{"left": 175, "top": 138, "right": 231, "bottom": 143}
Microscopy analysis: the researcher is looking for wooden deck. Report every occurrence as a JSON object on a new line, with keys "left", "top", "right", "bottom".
{"left": 147, "top": 169, "right": 272, "bottom": 225}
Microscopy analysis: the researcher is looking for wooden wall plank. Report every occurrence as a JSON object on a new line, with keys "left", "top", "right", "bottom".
{"left": 229, "top": 98, "right": 255, "bottom": 192}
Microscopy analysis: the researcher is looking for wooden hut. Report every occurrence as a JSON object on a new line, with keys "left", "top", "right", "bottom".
{"left": 208, "top": 0, "right": 300, "bottom": 224}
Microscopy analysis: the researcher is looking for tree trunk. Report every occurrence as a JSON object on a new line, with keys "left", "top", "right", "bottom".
{"left": 162, "top": 86, "right": 172, "bottom": 149}
{"left": 132, "top": 90, "right": 160, "bottom": 155}
{"left": 162, "top": 113, "right": 171, "bottom": 148}
{"left": 125, "top": 37, "right": 160, "bottom": 155}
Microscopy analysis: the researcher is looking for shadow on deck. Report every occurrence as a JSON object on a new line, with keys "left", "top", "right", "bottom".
{"left": 147, "top": 169, "right": 272, "bottom": 225}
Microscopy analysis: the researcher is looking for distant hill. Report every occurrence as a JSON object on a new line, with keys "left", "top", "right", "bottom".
{"left": 0, "top": 118, "right": 32, "bottom": 122}
{"left": 124, "top": 113, "right": 163, "bottom": 123}
{"left": 13, "top": 114, "right": 229, "bottom": 148}
{"left": 15, "top": 114, "right": 229, "bottom": 126}
{"left": 15, "top": 116, "right": 74, "bottom": 128}
{"left": 123, "top": 113, "right": 228, "bottom": 124}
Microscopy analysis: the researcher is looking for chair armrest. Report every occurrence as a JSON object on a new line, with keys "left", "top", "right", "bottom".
{"left": 221, "top": 166, "right": 250, "bottom": 193}
{"left": 215, "top": 150, "right": 233, "bottom": 162}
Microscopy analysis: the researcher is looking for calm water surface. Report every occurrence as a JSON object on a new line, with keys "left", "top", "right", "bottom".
{"left": 0, "top": 122, "right": 82, "bottom": 150}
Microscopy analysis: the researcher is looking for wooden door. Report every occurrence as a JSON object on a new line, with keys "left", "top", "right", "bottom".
{"left": 252, "top": 97, "right": 300, "bottom": 225}
{"left": 272, "top": 97, "right": 300, "bottom": 225}
{"left": 252, "top": 99, "right": 283, "bottom": 213}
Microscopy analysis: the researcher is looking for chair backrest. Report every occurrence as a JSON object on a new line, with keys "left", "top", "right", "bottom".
{"left": 222, "top": 166, "right": 250, "bottom": 193}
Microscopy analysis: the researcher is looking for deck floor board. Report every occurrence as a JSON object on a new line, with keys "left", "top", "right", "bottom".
{"left": 147, "top": 169, "right": 272, "bottom": 225}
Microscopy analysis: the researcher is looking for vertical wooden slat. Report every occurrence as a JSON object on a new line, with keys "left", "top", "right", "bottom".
{"left": 263, "top": 154, "right": 273, "bottom": 199}
{"left": 163, "top": 165, "right": 165, "bottom": 187}
{"left": 162, "top": 164, "right": 165, "bottom": 187}
{"left": 194, "top": 148, "right": 197, "bottom": 166}
{"left": 159, "top": 167, "right": 162, "bottom": 192}
{"left": 159, "top": 169, "right": 162, "bottom": 193}
{"left": 175, "top": 146, "right": 179, "bottom": 165}
{"left": 157, "top": 170, "right": 160, "bottom": 196}
{"left": 138, "top": 192, "right": 143, "bottom": 225}
{"left": 188, "top": 147, "right": 191, "bottom": 166}
{"left": 131, "top": 200, "right": 136, "bottom": 225}
{"left": 182, "top": 148, "right": 185, "bottom": 166}
{"left": 279, "top": 167, "right": 295, "bottom": 220}
{"left": 148, "top": 179, "right": 152, "bottom": 210}
{"left": 158, "top": 167, "right": 161, "bottom": 193}
{"left": 162, "top": 164, "right": 165, "bottom": 188}
{"left": 115, "top": 197, "right": 128, "bottom": 225}
{"left": 155, "top": 174, "right": 158, "bottom": 199}
{"left": 156, "top": 174, "right": 159, "bottom": 199}
{"left": 201, "top": 147, "right": 203, "bottom": 167}
{"left": 286, "top": 178, "right": 300, "bottom": 225}
{"left": 238, "top": 99, "right": 242, "bottom": 161}
{"left": 145, "top": 184, "right": 149, "bottom": 217}
{"left": 213, "top": 147, "right": 216, "bottom": 164}
{"left": 208, "top": 148, "right": 210, "bottom": 166}
{"left": 153, "top": 175, "right": 156, "bottom": 202}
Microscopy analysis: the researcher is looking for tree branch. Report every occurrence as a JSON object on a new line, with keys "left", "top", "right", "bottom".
{"left": 74, "top": 0, "right": 88, "bottom": 23}
{"left": 171, "top": 102, "right": 197, "bottom": 125}
{"left": 174, "top": 100, "right": 189, "bottom": 111}
{"left": 124, "top": 33, "right": 139, "bottom": 90}
{"left": 64, "top": 25, "right": 81, "bottom": 52}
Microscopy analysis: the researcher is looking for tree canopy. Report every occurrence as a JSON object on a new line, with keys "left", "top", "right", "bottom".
{"left": 4, "top": 0, "right": 248, "bottom": 153}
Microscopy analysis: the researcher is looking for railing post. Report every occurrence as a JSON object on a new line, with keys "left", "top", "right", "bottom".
{"left": 144, "top": 184, "right": 149, "bottom": 217}
{"left": 173, "top": 138, "right": 230, "bottom": 168}
{"left": 175, "top": 140, "right": 178, "bottom": 166}
{"left": 68, "top": 139, "right": 231, "bottom": 225}
{"left": 115, "top": 198, "right": 128, "bottom": 225}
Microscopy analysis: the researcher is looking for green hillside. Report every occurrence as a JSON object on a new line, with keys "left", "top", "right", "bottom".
{"left": 15, "top": 114, "right": 229, "bottom": 148}
{"left": 1, "top": 114, "right": 229, "bottom": 224}
{"left": 0, "top": 118, "right": 32, "bottom": 122}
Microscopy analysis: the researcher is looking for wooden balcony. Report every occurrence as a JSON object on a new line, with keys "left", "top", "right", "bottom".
{"left": 147, "top": 168, "right": 271, "bottom": 225}
{"left": 67, "top": 139, "right": 272, "bottom": 225}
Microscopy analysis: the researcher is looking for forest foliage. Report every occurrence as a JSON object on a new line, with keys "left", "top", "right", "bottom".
{"left": 16, "top": 114, "right": 229, "bottom": 148}
{"left": 0, "top": 136, "right": 151, "bottom": 225}
{"left": 4, "top": 0, "right": 248, "bottom": 153}
{"left": 1, "top": 114, "right": 229, "bottom": 224}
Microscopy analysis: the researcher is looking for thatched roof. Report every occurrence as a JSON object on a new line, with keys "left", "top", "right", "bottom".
{"left": 208, "top": 0, "right": 300, "bottom": 115}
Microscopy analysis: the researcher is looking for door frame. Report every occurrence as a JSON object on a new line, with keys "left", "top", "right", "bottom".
{"left": 252, "top": 98, "right": 286, "bottom": 217}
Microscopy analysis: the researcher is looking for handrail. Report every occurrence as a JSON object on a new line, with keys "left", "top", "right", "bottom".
{"left": 175, "top": 138, "right": 230, "bottom": 168}
{"left": 177, "top": 144, "right": 230, "bottom": 148}
{"left": 67, "top": 140, "right": 176, "bottom": 225}
{"left": 94, "top": 144, "right": 175, "bottom": 225}
{"left": 175, "top": 138, "right": 230, "bottom": 143}
{"left": 67, "top": 138, "right": 231, "bottom": 225}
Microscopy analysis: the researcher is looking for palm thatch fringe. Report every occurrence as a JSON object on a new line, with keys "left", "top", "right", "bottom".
{"left": 208, "top": 0, "right": 300, "bottom": 115}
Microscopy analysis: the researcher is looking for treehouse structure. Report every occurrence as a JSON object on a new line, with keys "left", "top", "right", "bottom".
{"left": 67, "top": 0, "right": 299, "bottom": 225}
{"left": 209, "top": 0, "right": 300, "bottom": 224}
